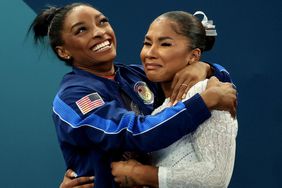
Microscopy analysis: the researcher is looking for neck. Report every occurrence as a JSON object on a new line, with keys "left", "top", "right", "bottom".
{"left": 74, "top": 61, "right": 115, "bottom": 77}
{"left": 160, "top": 81, "right": 173, "bottom": 98}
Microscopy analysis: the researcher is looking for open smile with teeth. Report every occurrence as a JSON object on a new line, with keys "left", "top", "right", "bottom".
{"left": 92, "top": 40, "right": 111, "bottom": 52}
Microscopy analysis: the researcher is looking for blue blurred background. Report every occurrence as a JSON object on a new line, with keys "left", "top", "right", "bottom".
{"left": 0, "top": 0, "right": 281, "bottom": 187}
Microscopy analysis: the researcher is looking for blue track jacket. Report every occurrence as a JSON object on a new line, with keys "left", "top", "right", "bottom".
{"left": 53, "top": 63, "right": 231, "bottom": 188}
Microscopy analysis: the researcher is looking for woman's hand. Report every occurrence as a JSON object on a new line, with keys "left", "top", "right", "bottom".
{"left": 111, "top": 160, "right": 158, "bottom": 188}
{"left": 111, "top": 160, "right": 141, "bottom": 187}
{"left": 59, "top": 169, "right": 95, "bottom": 188}
{"left": 170, "top": 62, "right": 211, "bottom": 104}
{"left": 201, "top": 76, "right": 237, "bottom": 117}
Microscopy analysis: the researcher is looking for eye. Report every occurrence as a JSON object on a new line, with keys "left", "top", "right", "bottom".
{"left": 75, "top": 26, "right": 87, "bottom": 35}
{"left": 143, "top": 41, "right": 151, "bottom": 46}
{"left": 161, "top": 42, "right": 172, "bottom": 47}
{"left": 99, "top": 17, "right": 109, "bottom": 25}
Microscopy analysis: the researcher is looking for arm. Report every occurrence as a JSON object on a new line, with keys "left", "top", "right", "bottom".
{"left": 53, "top": 86, "right": 211, "bottom": 153}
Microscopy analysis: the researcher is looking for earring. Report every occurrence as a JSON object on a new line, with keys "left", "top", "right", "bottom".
{"left": 65, "top": 56, "right": 71, "bottom": 60}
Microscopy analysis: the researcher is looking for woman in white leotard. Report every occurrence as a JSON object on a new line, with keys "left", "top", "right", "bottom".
{"left": 111, "top": 11, "right": 238, "bottom": 188}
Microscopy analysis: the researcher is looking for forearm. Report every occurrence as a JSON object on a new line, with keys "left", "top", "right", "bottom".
{"left": 55, "top": 93, "right": 211, "bottom": 152}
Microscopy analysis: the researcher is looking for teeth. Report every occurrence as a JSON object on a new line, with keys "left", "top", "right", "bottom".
{"left": 92, "top": 40, "right": 110, "bottom": 51}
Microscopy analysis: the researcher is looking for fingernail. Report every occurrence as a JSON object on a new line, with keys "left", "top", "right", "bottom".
{"left": 71, "top": 171, "right": 78, "bottom": 178}
{"left": 90, "top": 176, "right": 95, "bottom": 180}
{"left": 173, "top": 101, "right": 178, "bottom": 106}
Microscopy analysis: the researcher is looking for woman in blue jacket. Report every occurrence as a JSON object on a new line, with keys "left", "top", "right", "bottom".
{"left": 29, "top": 3, "right": 236, "bottom": 188}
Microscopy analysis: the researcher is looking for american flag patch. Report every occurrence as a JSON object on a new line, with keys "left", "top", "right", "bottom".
{"left": 76, "top": 92, "right": 105, "bottom": 115}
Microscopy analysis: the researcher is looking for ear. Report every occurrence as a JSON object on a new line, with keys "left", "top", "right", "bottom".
{"left": 56, "top": 46, "right": 71, "bottom": 60}
{"left": 188, "top": 48, "right": 201, "bottom": 65}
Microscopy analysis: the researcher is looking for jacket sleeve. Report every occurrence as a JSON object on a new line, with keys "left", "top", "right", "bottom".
{"left": 209, "top": 63, "right": 232, "bottom": 83}
{"left": 53, "top": 86, "right": 211, "bottom": 153}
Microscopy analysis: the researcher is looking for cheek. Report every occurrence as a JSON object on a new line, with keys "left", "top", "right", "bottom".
{"left": 145, "top": 68, "right": 173, "bottom": 83}
{"left": 140, "top": 48, "right": 145, "bottom": 62}
{"left": 65, "top": 39, "right": 84, "bottom": 51}
{"left": 111, "top": 33, "right": 117, "bottom": 48}
{"left": 165, "top": 52, "right": 188, "bottom": 68}
{"left": 106, "top": 26, "right": 117, "bottom": 46}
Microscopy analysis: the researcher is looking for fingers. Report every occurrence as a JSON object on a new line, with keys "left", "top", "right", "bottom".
{"left": 231, "top": 107, "right": 236, "bottom": 119}
{"left": 114, "top": 176, "right": 133, "bottom": 188}
{"left": 229, "top": 101, "right": 237, "bottom": 119}
{"left": 61, "top": 169, "right": 95, "bottom": 188}
{"left": 228, "top": 97, "right": 236, "bottom": 118}
{"left": 170, "top": 74, "right": 179, "bottom": 92}
{"left": 170, "top": 79, "right": 182, "bottom": 103}
{"left": 174, "top": 83, "right": 189, "bottom": 102}
{"left": 111, "top": 161, "right": 120, "bottom": 169}
{"left": 127, "top": 159, "right": 140, "bottom": 165}
{"left": 170, "top": 71, "right": 192, "bottom": 102}
{"left": 71, "top": 177, "right": 95, "bottom": 187}
{"left": 231, "top": 93, "right": 238, "bottom": 118}
{"left": 205, "top": 78, "right": 238, "bottom": 115}
{"left": 170, "top": 79, "right": 192, "bottom": 103}
{"left": 223, "top": 83, "right": 238, "bottom": 118}
{"left": 65, "top": 169, "right": 78, "bottom": 178}
{"left": 111, "top": 161, "right": 123, "bottom": 176}
{"left": 206, "top": 76, "right": 220, "bottom": 88}
{"left": 73, "top": 183, "right": 95, "bottom": 188}
{"left": 209, "top": 76, "right": 218, "bottom": 81}
{"left": 113, "top": 176, "right": 124, "bottom": 184}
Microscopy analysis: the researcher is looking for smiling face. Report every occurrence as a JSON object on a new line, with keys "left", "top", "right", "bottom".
{"left": 56, "top": 5, "right": 117, "bottom": 72}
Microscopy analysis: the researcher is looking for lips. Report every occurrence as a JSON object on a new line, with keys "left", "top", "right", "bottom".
{"left": 91, "top": 40, "right": 111, "bottom": 52}
{"left": 144, "top": 62, "right": 162, "bottom": 70}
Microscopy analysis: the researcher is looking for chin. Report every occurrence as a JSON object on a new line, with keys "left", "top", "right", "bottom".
{"left": 146, "top": 74, "right": 163, "bottom": 83}
{"left": 100, "top": 52, "right": 116, "bottom": 62}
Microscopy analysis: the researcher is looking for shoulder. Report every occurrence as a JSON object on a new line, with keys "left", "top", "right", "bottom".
{"left": 184, "top": 79, "right": 208, "bottom": 100}
{"left": 54, "top": 70, "right": 112, "bottom": 116}
{"left": 115, "top": 62, "right": 145, "bottom": 75}
{"left": 115, "top": 62, "right": 157, "bottom": 91}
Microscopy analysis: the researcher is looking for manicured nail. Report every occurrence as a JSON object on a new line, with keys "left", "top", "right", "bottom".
{"left": 71, "top": 171, "right": 78, "bottom": 178}
{"left": 90, "top": 176, "right": 95, "bottom": 180}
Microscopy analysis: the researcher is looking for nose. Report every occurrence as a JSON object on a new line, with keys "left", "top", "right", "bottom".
{"left": 92, "top": 27, "right": 105, "bottom": 38}
{"left": 144, "top": 45, "right": 157, "bottom": 59}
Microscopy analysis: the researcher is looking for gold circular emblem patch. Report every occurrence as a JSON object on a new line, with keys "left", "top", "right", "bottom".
{"left": 134, "top": 81, "right": 154, "bottom": 104}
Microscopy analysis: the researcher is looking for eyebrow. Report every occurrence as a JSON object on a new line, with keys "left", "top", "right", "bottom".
{"left": 71, "top": 22, "right": 84, "bottom": 31}
{"left": 144, "top": 35, "right": 173, "bottom": 41}
{"left": 70, "top": 13, "right": 104, "bottom": 31}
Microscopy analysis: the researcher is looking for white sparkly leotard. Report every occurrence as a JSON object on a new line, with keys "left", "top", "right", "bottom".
{"left": 150, "top": 79, "right": 238, "bottom": 188}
